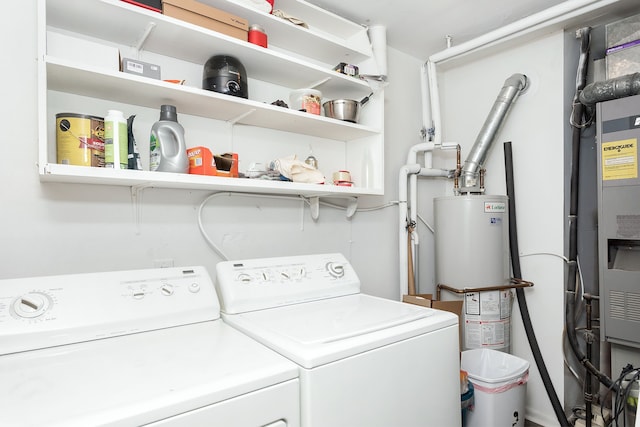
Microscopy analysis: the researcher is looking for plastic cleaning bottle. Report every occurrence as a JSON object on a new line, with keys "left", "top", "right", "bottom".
{"left": 104, "top": 109, "right": 128, "bottom": 169}
{"left": 127, "top": 115, "right": 142, "bottom": 170}
{"left": 149, "top": 105, "right": 188, "bottom": 173}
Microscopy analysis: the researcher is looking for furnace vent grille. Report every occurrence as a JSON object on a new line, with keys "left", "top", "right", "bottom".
{"left": 610, "top": 291, "right": 625, "bottom": 320}
{"left": 627, "top": 292, "right": 640, "bottom": 322}
{"left": 609, "top": 290, "right": 640, "bottom": 322}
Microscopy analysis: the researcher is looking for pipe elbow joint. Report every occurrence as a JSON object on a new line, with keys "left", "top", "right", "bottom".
{"left": 505, "top": 73, "right": 528, "bottom": 93}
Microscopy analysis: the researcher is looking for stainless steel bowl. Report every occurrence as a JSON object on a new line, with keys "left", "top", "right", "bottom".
{"left": 323, "top": 99, "right": 360, "bottom": 123}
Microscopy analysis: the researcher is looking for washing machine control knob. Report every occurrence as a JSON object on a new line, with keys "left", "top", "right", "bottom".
{"left": 326, "top": 262, "right": 345, "bottom": 278}
{"left": 160, "top": 284, "right": 174, "bottom": 296}
{"left": 13, "top": 292, "right": 51, "bottom": 318}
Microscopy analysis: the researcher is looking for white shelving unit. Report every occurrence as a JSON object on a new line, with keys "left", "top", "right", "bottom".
{"left": 37, "top": 0, "right": 385, "bottom": 198}
{"left": 199, "top": 0, "right": 373, "bottom": 63}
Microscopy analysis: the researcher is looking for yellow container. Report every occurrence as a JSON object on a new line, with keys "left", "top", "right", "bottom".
{"left": 56, "top": 113, "right": 105, "bottom": 167}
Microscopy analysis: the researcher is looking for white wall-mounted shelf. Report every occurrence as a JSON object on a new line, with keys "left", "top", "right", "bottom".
{"left": 201, "top": 0, "right": 373, "bottom": 62}
{"left": 40, "top": 163, "right": 383, "bottom": 197}
{"left": 38, "top": 0, "right": 385, "bottom": 198}
{"left": 46, "top": 58, "right": 379, "bottom": 141}
{"left": 47, "top": 0, "right": 372, "bottom": 66}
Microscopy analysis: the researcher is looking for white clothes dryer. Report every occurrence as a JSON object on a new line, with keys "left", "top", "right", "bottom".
{"left": 0, "top": 266, "right": 300, "bottom": 427}
{"left": 216, "top": 253, "right": 461, "bottom": 427}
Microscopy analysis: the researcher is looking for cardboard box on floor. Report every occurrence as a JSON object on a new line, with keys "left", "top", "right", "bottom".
{"left": 403, "top": 294, "right": 463, "bottom": 349}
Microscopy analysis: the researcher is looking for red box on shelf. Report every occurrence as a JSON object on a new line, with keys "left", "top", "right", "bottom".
{"left": 187, "top": 147, "right": 239, "bottom": 178}
{"left": 122, "top": 0, "right": 162, "bottom": 13}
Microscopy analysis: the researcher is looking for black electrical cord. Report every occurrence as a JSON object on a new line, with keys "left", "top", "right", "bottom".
{"left": 607, "top": 365, "right": 640, "bottom": 427}
{"left": 504, "top": 141, "right": 571, "bottom": 426}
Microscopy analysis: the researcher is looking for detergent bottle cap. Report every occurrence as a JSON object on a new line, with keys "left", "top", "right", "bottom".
{"left": 159, "top": 104, "right": 178, "bottom": 122}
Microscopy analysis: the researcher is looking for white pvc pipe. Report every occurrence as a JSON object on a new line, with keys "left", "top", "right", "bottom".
{"left": 398, "top": 140, "right": 452, "bottom": 298}
{"left": 368, "top": 25, "right": 388, "bottom": 77}
{"left": 406, "top": 142, "right": 435, "bottom": 164}
{"left": 407, "top": 142, "right": 436, "bottom": 237}
{"left": 420, "top": 62, "right": 432, "bottom": 142}
{"left": 407, "top": 143, "right": 433, "bottom": 231}
{"left": 431, "top": 0, "right": 618, "bottom": 64}
{"left": 426, "top": 60, "right": 442, "bottom": 147}
{"left": 424, "top": 0, "right": 622, "bottom": 149}
{"left": 403, "top": 0, "right": 622, "bottom": 301}
{"left": 398, "top": 163, "right": 421, "bottom": 298}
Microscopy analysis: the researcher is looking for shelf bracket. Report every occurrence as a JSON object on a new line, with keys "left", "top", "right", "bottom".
{"left": 227, "top": 109, "right": 256, "bottom": 126}
{"left": 134, "top": 22, "right": 157, "bottom": 54}
{"left": 309, "top": 197, "right": 320, "bottom": 221}
{"left": 346, "top": 197, "right": 358, "bottom": 219}
{"left": 130, "top": 184, "right": 149, "bottom": 235}
{"left": 306, "top": 77, "right": 331, "bottom": 89}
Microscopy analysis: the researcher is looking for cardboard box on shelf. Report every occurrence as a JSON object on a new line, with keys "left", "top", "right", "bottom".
{"left": 162, "top": 0, "right": 249, "bottom": 41}
{"left": 188, "top": 146, "right": 216, "bottom": 175}
{"left": 187, "top": 147, "right": 239, "bottom": 177}
{"left": 403, "top": 294, "right": 464, "bottom": 349}
{"left": 213, "top": 152, "right": 239, "bottom": 177}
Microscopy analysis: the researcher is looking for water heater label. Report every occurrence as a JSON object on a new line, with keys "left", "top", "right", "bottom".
{"left": 484, "top": 202, "right": 506, "bottom": 213}
{"left": 464, "top": 290, "right": 513, "bottom": 351}
{"left": 601, "top": 138, "right": 638, "bottom": 181}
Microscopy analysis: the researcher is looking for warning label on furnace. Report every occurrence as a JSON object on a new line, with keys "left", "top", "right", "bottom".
{"left": 602, "top": 138, "right": 638, "bottom": 180}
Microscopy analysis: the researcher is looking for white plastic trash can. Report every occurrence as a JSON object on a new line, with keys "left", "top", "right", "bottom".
{"left": 461, "top": 348, "right": 529, "bottom": 427}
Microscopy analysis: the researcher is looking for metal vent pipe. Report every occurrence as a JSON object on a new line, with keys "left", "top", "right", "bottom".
{"left": 459, "top": 73, "right": 528, "bottom": 193}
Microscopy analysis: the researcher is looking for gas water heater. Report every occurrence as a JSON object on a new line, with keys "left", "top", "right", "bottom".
{"left": 596, "top": 93, "right": 640, "bottom": 349}
{"left": 433, "top": 73, "right": 528, "bottom": 353}
{"left": 435, "top": 195, "right": 512, "bottom": 351}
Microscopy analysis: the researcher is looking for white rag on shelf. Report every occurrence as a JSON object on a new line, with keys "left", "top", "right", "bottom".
{"left": 272, "top": 155, "right": 324, "bottom": 184}
{"left": 272, "top": 10, "right": 309, "bottom": 28}
{"left": 233, "top": 0, "right": 271, "bottom": 13}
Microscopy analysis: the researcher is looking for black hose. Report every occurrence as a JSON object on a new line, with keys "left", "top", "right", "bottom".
{"left": 565, "top": 27, "right": 618, "bottom": 393}
{"left": 504, "top": 141, "right": 571, "bottom": 426}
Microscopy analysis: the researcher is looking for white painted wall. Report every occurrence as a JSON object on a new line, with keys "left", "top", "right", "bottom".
{"left": 2, "top": 2, "right": 570, "bottom": 425}
{"left": 0, "top": 2, "right": 422, "bottom": 304}
{"left": 433, "top": 32, "right": 567, "bottom": 426}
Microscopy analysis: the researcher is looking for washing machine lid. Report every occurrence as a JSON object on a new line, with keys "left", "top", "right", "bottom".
{"left": 0, "top": 321, "right": 298, "bottom": 427}
{"left": 222, "top": 293, "right": 458, "bottom": 368}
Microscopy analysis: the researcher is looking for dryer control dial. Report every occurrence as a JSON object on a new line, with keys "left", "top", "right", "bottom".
{"left": 12, "top": 292, "right": 52, "bottom": 319}
{"left": 326, "top": 262, "right": 345, "bottom": 278}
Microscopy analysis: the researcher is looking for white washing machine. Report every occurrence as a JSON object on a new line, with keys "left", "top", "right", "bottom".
{"left": 0, "top": 266, "right": 300, "bottom": 427}
{"left": 216, "top": 253, "right": 461, "bottom": 427}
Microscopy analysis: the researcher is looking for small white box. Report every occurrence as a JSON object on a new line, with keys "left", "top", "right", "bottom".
{"left": 121, "top": 58, "right": 162, "bottom": 80}
{"left": 47, "top": 31, "right": 120, "bottom": 71}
